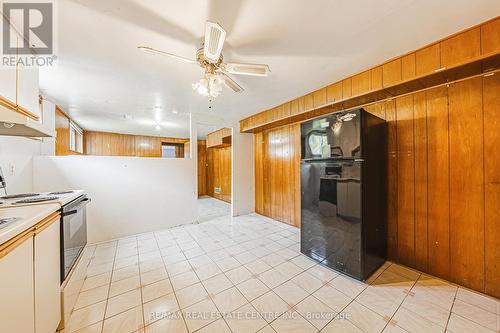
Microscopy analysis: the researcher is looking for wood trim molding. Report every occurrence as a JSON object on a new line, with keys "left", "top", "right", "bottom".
{"left": 16, "top": 104, "right": 40, "bottom": 121}
{"left": 0, "top": 212, "right": 60, "bottom": 259}
{"left": 0, "top": 95, "right": 17, "bottom": 110}
{"left": 0, "top": 94, "right": 40, "bottom": 121}
{"left": 34, "top": 212, "right": 60, "bottom": 235}
{"left": 55, "top": 106, "right": 83, "bottom": 129}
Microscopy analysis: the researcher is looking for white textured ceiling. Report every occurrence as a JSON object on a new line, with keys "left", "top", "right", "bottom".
{"left": 40, "top": 0, "right": 499, "bottom": 138}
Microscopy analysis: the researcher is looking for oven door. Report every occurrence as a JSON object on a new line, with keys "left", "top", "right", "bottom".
{"left": 60, "top": 196, "right": 90, "bottom": 283}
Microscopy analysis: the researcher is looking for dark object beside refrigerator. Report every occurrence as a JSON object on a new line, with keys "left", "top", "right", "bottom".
{"left": 300, "top": 108, "right": 387, "bottom": 281}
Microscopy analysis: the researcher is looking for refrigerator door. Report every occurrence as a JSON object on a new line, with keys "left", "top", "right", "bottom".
{"left": 301, "top": 110, "right": 361, "bottom": 161}
{"left": 300, "top": 160, "right": 363, "bottom": 279}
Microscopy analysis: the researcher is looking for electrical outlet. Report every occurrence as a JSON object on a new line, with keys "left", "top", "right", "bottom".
{"left": 8, "top": 164, "right": 14, "bottom": 176}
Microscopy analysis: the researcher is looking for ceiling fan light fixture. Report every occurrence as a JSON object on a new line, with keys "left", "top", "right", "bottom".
{"left": 192, "top": 73, "right": 223, "bottom": 99}
{"left": 139, "top": 20, "right": 270, "bottom": 99}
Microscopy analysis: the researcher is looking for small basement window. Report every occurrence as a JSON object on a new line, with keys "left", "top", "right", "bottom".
{"left": 69, "top": 121, "right": 83, "bottom": 153}
{"left": 161, "top": 142, "right": 184, "bottom": 158}
{"left": 161, "top": 145, "right": 176, "bottom": 158}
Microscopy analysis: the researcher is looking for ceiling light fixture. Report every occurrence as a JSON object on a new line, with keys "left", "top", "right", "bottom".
{"left": 192, "top": 72, "right": 223, "bottom": 99}
{"left": 155, "top": 125, "right": 161, "bottom": 131}
{"left": 172, "top": 110, "right": 178, "bottom": 114}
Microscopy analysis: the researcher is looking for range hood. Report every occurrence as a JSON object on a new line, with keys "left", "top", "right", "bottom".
{"left": 0, "top": 101, "right": 54, "bottom": 137}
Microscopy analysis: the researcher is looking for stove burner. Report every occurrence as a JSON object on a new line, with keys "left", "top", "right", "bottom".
{"left": 48, "top": 191, "right": 74, "bottom": 195}
{"left": 14, "top": 196, "right": 58, "bottom": 204}
{"left": 0, "top": 217, "right": 21, "bottom": 228}
{"left": 1, "top": 193, "right": 40, "bottom": 200}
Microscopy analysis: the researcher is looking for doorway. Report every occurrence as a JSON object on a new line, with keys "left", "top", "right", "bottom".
{"left": 196, "top": 125, "right": 232, "bottom": 222}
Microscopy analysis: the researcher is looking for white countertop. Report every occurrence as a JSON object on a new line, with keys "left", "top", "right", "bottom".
{"left": 0, "top": 203, "right": 60, "bottom": 245}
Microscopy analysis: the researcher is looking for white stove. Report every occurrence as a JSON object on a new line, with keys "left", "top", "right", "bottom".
{"left": 0, "top": 190, "right": 86, "bottom": 208}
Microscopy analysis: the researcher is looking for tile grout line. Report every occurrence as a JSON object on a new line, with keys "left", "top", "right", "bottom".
{"left": 135, "top": 237, "right": 147, "bottom": 332}
{"left": 444, "top": 284, "right": 459, "bottom": 332}
{"left": 99, "top": 241, "right": 119, "bottom": 333}
{"left": 377, "top": 267, "right": 420, "bottom": 332}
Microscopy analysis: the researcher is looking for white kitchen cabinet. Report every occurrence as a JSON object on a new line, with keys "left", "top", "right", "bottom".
{"left": 0, "top": 237, "right": 35, "bottom": 333}
{"left": 34, "top": 219, "right": 61, "bottom": 333}
{"left": 0, "top": 65, "right": 17, "bottom": 104}
{"left": 18, "top": 63, "right": 40, "bottom": 119}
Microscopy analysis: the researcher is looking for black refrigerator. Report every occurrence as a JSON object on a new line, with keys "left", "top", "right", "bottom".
{"left": 300, "top": 108, "right": 387, "bottom": 281}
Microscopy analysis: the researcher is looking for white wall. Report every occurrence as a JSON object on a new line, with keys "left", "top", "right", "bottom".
{"left": 231, "top": 125, "right": 255, "bottom": 216}
{"left": 0, "top": 99, "right": 56, "bottom": 194}
{"left": 0, "top": 136, "right": 41, "bottom": 193}
{"left": 33, "top": 156, "right": 198, "bottom": 243}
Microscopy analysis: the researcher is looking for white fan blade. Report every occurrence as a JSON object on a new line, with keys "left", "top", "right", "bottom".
{"left": 204, "top": 21, "right": 226, "bottom": 63}
{"left": 137, "top": 46, "right": 197, "bottom": 64}
{"left": 219, "top": 73, "right": 243, "bottom": 93}
{"left": 225, "top": 62, "right": 270, "bottom": 77}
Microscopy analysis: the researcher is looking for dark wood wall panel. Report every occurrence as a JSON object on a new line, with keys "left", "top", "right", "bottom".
{"left": 386, "top": 100, "right": 398, "bottom": 259}
{"left": 254, "top": 125, "right": 301, "bottom": 227}
{"left": 198, "top": 141, "right": 207, "bottom": 196}
{"left": 255, "top": 132, "right": 264, "bottom": 214}
{"left": 449, "top": 77, "right": 484, "bottom": 291}
{"left": 84, "top": 131, "right": 188, "bottom": 158}
{"left": 206, "top": 146, "right": 232, "bottom": 203}
{"left": 413, "top": 91, "right": 428, "bottom": 272}
{"left": 396, "top": 95, "right": 415, "bottom": 266}
{"left": 483, "top": 73, "right": 500, "bottom": 297}
{"left": 55, "top": 108, "right": 81, "bottom": 156}
{"left": 426, "top": 86, "right": 450, "bottom": 280}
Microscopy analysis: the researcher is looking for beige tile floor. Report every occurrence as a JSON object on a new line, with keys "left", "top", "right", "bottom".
{"left": 60, "top": 200, "right": 500, "bottom": 333}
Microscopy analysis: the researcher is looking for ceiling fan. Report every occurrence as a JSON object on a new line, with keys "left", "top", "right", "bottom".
{"left": 138, "top": 21, "right": 270, "bottom": 99}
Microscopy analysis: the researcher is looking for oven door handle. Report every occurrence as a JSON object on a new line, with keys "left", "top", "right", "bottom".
{"left": 61, "top": 198, "right": 91, "bottom": 217}
{"left": 62, "top": 209, "right": 77, "bottom": 217}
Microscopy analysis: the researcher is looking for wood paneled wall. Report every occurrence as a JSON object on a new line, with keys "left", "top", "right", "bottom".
{"left": 254, "top": 125, "right": 301, "bottom": 227}
{"left": 55, "top": 107, "right": 81, "bottom": 156}
{"left": 206, "top": 145, "right": 232, "bottom": 203}
{"left": 198, "top": 140, "right": 207, "bottom": 196}
{"left": 84, "top": 130, "right": 188, "bottom": 158}
{"left": 253, "top": 74, "right": 499, "bottom": 297}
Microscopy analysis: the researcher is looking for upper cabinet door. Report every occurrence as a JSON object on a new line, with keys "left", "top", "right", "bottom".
{"left": 17, "top": 62, "right": 40, "bottom": 119}
{"left": 0, "top": 66, "right": 17, "bottom": 105}
{"left": 481, "top": 17, "right": 500, "bottom": 55}
{"left": 416, "top": 43, "right": 441, "bottom": 76}
{"left": 440, "top": 27, "right": 481, "bottom": 68}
